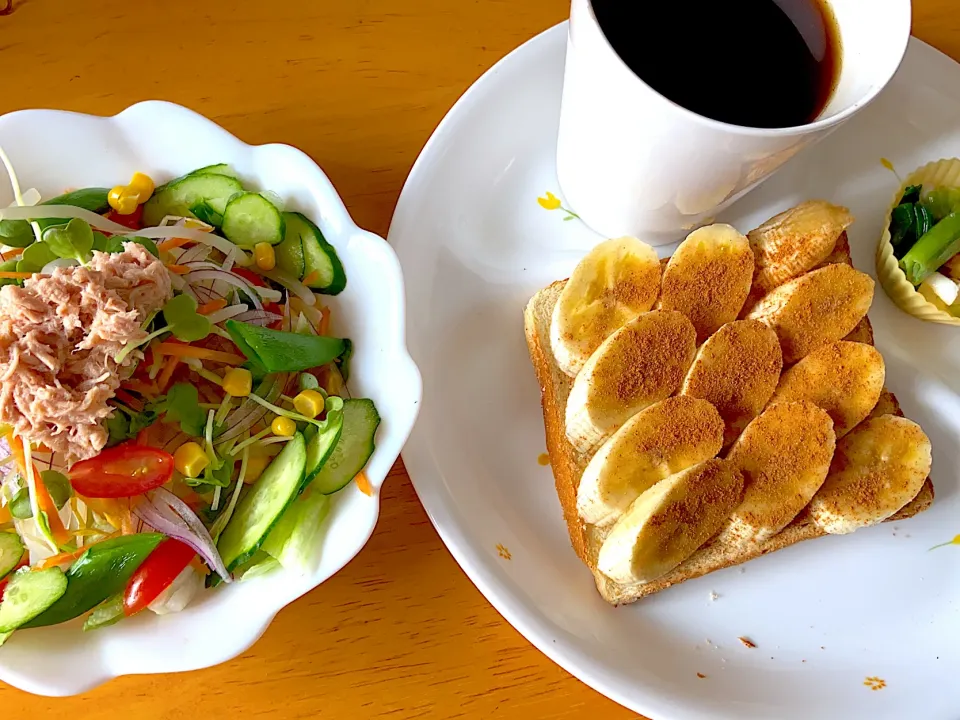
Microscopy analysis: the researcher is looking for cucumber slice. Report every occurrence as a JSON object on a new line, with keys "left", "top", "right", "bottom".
{"left": 312, "top": 399, "right": 380, "bottom": 495}
{"left": 188, "top": 163, "right": 238, "bottom": 178}
{"left": 221, "top": 193, "right": 285, "bottom": 248}
{"left": 275, "top": 221, "right": 306, "bottom": 278}
{"left": 302, "top": 412, "right": 344, "bottom": 492}
{"left": 283, "top": 212, "right": 346, "bottom": 294}
{"left": 217, "top": 433, "right": 307, "bottom": 571}
{"left": 0, "top": 568, "right": 67, "bottom": 633}
{"left": 142, "top": 173, "right": 243, "bottom": 227}
{"left": 0, "top": 534, "right": 24, "bottom": 578}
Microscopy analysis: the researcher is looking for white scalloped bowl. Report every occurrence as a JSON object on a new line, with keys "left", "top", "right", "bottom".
{"left": 0, "top": 101, "right": 421, "bottom": 696}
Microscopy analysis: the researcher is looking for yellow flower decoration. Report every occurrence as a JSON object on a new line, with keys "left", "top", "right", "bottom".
{"left": 537, "top": 191, "right": 580, "bottom": 221}
{"left": 864, "top": 676, "right": 886, "bottom": 691}
{"left": 537, "top": 191, "right": 562, "bottom": 210}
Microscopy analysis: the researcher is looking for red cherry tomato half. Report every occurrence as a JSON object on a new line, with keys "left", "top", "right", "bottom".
{"left": 103, "top": 205, "right": 144, "bottom": 230}
{"left": 123, "top": 538, "right": 196, "bottom": 616}
{"left": 69, "top": 444, "right": 174, "bottom": 498}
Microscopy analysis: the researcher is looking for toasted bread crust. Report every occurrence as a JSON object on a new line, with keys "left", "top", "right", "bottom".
{"left": 524, "top": 249, "right": 934, "bottom": 605}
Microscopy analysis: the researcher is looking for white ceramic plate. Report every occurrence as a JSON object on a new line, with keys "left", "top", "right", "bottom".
{"left": 390, "top": 24, "right": 960, "bottom": 720}
{"left": 0, "top": 101, "right": 421, "bottom": 696}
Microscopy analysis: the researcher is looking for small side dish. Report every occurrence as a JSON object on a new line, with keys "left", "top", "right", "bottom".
{"left": 877, "top": 158, "right": 960, "bottom": 324}
{"left": 0, "top": 154, "right": 379, "bottom": 641}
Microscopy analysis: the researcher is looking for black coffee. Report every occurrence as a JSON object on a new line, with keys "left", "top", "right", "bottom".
{"left": 591, "top": 0, "right": 842, "bottom": 128}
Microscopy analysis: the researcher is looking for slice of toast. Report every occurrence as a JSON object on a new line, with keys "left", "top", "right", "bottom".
{"left": 524, "top": 241, "right": 934, "bottom": 605}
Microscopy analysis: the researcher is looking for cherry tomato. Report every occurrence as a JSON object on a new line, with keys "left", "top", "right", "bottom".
{"left": 0, "top": 555, "right": 29, "bottom": 600}
{"left": 104, "top": 205, "right": 143, "bottom": 230}
{"left": 69, "top": 444, "right": 174, "bottom": 498}
{"left": 232, "top": 267, "right": 267, "bottom": 287}
{"left": 123, "top": 538, "right": 196, "bottom": 616}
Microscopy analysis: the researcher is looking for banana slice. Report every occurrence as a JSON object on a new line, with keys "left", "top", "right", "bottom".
{"left": 748, "top": 201, "right": 854, "bottom": 294}
{"left": 565, "top": 310, "right": 697, "bottom": 454}
{"left": 550, "top": 237, "right": 661, "bottom": 377}
{"left": 659, "top": 224, "right": 754, "bottom": 343}
{"left": 722, "top": 401, "right": 836, "bottom": 545}
{"left": 770, "top": 341, "right": 885, "bottom": 438}
{"left": 809, "top": 415, "right": 931, "bottom": 534}
{"left": 597, "top": 459, "right": 745, "bottom": 584}
{"left": 577, "top": 396, "right": 724, "bottom": 527}
{"left": 680, "top": 319, "right": 782, "bottom": 447}
{"left": 746, "top": 263, "right": 874, "bottom": 364}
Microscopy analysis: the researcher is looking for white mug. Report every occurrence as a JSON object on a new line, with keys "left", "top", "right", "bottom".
{"left": 556, "top": 0, "right": 912, "bottom": 244}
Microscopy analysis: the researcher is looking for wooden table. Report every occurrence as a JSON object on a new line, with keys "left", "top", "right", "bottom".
{"left": 1, "top": 1, "right": 958, "bottom": 717}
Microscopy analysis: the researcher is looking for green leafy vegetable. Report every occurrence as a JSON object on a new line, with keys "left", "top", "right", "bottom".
{"left": 224, "top": 320, "right": 346, "bottom": 374}
{"left": 17, "top": 242, "right": 57, "bottom": 273}
{"left": 42, "top": 218, "right": 94, "bottom": 263}
{"left": 0, "top": 219, "right": 35, "bottom": 248}
{"left": 900, "top": 212, "right": 960, "bottom": 285}
{"left": 114, "top": 294, "right": 211, "bottom": 364}
{"left": 0, "top": 260, "right": 20, "bottom": 287}
{"left": 921, "top": 186, "right": 960, "bottom": 221}
{"left": 153, "top": 383, "right": 205, "bottom": 437}
{"left": 83, "top": 593, "right": 125, "bottom": 631}
{"left": 106, "top": 404, "right": 159, "bottom": 447}
{"left": 9, "top": 471, "right": 73, "bottom": 520}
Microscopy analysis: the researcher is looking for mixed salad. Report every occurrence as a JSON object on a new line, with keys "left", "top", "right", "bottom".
{"left": 889, "top": 179, "right": 960, "bottom": 310}
{"left": 0, "top": 154, "right": 379, "bottom": 641}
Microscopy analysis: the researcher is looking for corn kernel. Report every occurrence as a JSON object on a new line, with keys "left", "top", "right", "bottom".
{"left": 128, "top": 172, "right": 155, "bottom": 204}
{"left": 293, "top": 389, "right": 325, "bottom": 419}
{"left": 174, "top": 441, "right": 210, "bottom": 478}
{"left": 254, "top": 242, "right": 276, "bottom": 271}
{"left": 271, "top": 416, "right": 296, "bottom": 437}
{"left": 222, "top": 368, "right": 253, "bottom": 397}
{"left": 108, "top": 185, "right": 139, "bottom": 215}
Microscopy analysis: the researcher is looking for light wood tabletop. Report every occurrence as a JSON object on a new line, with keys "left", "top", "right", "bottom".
{"left": 1, "top": 1, "right": 959, "bottom": 717}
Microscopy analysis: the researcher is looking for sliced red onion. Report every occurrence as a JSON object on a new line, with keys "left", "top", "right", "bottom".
{"left": 205, "top": 304, "right": 249, "bottom": 325}
{"left": 133, "top": 487, "right": 232, "bottom": 583}
{"left": 261, "top": 269, "right": 316, "bottom": 306}
{"left": 177, "top": 244, "right": 212, "bottom": 265}
{"left": 126, "top": 226, "right": 250, "bottom": 264}
{"left": 184, "top": 269, "right": 263, "bottom": 311}
{"left": 232, "top": 310, "right": 282, "bottom": 327}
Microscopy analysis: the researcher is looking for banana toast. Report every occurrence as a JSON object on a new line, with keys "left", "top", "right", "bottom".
{"left": 524, "top": 228, "right": 934, "bottom": 606}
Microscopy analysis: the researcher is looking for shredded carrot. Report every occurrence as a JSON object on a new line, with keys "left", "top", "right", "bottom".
{"left": 355, "top": 471, "right": 373, "bottom": 497}
{"left": 319, "top": 306, "right": 331, "bottom": 336}
{"left": 0, "top": 248, "right": 22, "bottom": 261}
{"left": 302, "top": 270, "right": 320, "bottom": 287}
{"left": 157, "top": 236, "right": 192, "bottom": 253}
{"left": 164, "top": 264, "right": 191, "bottom": 275}
{"left": 114, "top": 389, "right": 144, "bottom": 411}
{"left": 156, "top": 355, "right": 180, "bottom": 392}
{"left": 0, "top": 271, "right": 36, "bottom": 280}
{"left": 155, "top": 342, "right": 245, "bottom": 365}
{"left": 39, "top": 545, "right": 89, "bottom": 570}
{"left": 123, "top": 379, "right": 158, "bottom": 398}
{"left": 118, "top": 498, "right": 136, "bottom": 535}
{"left": 190, "top": 556, "right": 210, "bottom": 575}
{"left": 8, "top": 434, "right": 70, "bottom": 545}
{"left": 197, "top": 298, "right": 227, "bottom": 315}
{"left": 0, "top": 504, "right": 10, "bottom": 524}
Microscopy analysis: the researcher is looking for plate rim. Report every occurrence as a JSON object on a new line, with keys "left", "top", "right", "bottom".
{"left": 388, "top": 22, "right": 959, "bottom": 720}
